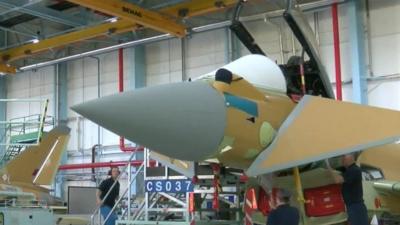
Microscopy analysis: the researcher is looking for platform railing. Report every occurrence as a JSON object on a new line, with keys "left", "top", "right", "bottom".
{"left": 0, "top": 98, "right": 52, "bottom": 147}
{"left": 89, "top": 150, "right": 144, "bottom": 225}
{"left": 115, "top": 149, "right": 194, "bottom": 225}
{"left": 0, "top": 99, "right": 54, "bottom": 164}
{"left": 102, "top": 163, "right": 144, "bottom": 225}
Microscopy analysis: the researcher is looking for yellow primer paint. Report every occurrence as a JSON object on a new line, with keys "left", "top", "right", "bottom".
{"left": 211, "top": 74, "right": 294, "bottom": 168}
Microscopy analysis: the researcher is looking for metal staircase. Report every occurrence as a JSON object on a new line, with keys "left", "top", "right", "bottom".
{"left": 115, "top": 149, "right": 195, "bottom": 225}
{"left": 2, "top": 144, "right": 24, "bottom": 161}
{"left": 89, "top": 147, "right": 244, "bottom": 225}
{"left": 89, "top": 150, "right": 145, "bottom": 225}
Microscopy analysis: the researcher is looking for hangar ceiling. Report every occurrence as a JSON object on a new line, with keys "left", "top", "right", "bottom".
{"left": 0, "top": 0, "right": 339, "bottom": 73}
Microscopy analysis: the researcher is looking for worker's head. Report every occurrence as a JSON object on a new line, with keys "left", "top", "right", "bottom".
{"left": 342, "top": 154, "right": 355, "bottom": 167}
{"left": 109, "top": 166, "right": 120, "bottom": 179}
{"left": 276, "top": 188, "right": 291, "bottom": 205}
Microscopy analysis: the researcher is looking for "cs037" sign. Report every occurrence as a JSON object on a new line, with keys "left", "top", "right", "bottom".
{"left": 145, "top": 179, "right": 193, "bottom": 193}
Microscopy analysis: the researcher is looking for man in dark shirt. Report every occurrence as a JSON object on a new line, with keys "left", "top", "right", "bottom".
{"left": 266, "top": 188, "right": 299, "bottom": 225}
{"left": 328, "top": 154, "right": 369, "bottom": 225}
{"left": 97, "top": 167, "right": 120, "bottom": 225}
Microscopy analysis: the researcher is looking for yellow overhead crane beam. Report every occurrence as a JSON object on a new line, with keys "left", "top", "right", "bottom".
{"left": 163, "top": 0, "right": 238, "bottom": 18}
{"left": 67, "top": 0, "right": 187, "bottom": 38}
{"left": 0, "top": 63, "right": 16, "bottom": 74}
{"left": 1, "top": 20, "right": 137, "bottom": 63}
{"left": 0, "top": 0, "right": 239, "bottom": 68}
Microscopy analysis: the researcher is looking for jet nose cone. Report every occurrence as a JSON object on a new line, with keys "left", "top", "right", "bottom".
{"left": 71, "top": 81, "right": 227, "bottom": 161}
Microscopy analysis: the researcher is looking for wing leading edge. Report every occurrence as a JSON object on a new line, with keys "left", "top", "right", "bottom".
{"left": 247, "top": 96, "right": 400, "bottom": 176}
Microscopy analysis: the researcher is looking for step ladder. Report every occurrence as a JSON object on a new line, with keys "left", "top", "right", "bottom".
{"left": 2, "top": 144, "right": 23, "bottom": 161}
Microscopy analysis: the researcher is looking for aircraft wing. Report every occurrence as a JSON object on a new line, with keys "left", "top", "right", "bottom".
{"left": 246, "top": 95, "right": 400, "bottom": 176}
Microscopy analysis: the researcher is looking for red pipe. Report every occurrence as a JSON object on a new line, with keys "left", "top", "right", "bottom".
{"left": 332, "top": 3, "right": 342, "bottom": 101}
{"left": 118, "top": 48, "right": 124, "bottom": 93}
{"left": 118, "top": 48, "right": 143, "bottom": 152}
{"left": 58, "top": 160, "right": 156, "bottom": 170}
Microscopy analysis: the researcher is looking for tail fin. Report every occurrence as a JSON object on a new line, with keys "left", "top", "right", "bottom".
{"left": 2, "top": 126, "right": 70, "bottom": 185}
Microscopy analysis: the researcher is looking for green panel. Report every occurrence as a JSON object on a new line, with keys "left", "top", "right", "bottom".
{"left": 259, "top": 122, "right": 275, "bottom": 148}
{"left": 10, "top": 132, "right": 45, "bottom": 143}
{"left": 0, "top": 208, "right": 53, "bottom": 225}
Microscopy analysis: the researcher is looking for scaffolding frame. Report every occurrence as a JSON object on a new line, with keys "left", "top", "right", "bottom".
{"left": 0, "top": 98, "right": 53, "bottom": 163}
{"left": 114, "top": 149, "right": 243, "bottom": 225}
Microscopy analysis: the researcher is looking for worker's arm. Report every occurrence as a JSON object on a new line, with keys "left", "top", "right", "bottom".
{"left": 326, "top": 160, "right": 344, "bottom": 184}
{"left": 329, "top": 169, "right": 344, "bottom": 184}
{"left": 97, "top": 180, "right": 106, "bottom": 206}
{"left": 96, "top": 189, "right": 103, "bottom": 205}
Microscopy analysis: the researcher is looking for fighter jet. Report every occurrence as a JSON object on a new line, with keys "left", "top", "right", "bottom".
{"left": 72, "top": 6, "right": 400, "bottom": 225}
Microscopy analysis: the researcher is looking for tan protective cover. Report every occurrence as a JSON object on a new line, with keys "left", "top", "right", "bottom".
{"left": 247, "top": 96, "right": 400, "bottom": 176}
{"left": 358, "top": 144, "right": 400, "bottom": 181}
{"left": 2, "top": 126, "right": 70, "bottom": 185}
{"left": 212, "top": 77, "right": 294, "bottom": 169}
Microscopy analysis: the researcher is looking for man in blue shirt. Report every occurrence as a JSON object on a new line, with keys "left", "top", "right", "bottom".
{"left": 328, "top": 154, "right": 369, "bottom": 225}
{"left": 266, "top": 189, "right": 299, "bottom": 225}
